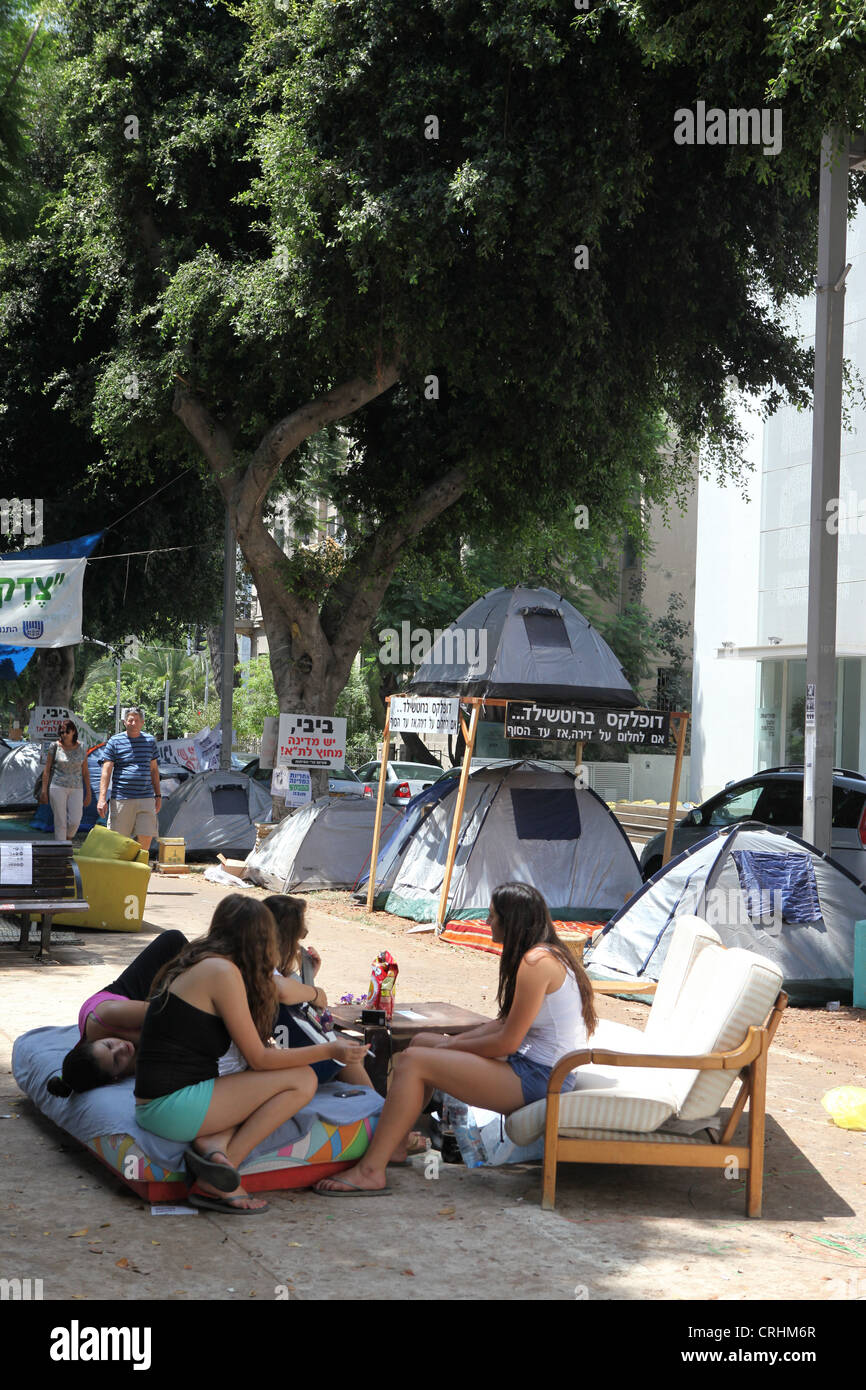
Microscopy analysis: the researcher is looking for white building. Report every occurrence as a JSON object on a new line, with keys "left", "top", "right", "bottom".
{"left": 691, "top": 209, "right": 866, "bottom": 802}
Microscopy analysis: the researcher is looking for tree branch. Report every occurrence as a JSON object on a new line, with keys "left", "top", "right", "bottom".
{"left": 237, "top": 362, "right": 401, "bottom": 529}
{"left": 171, "top": 383, "right": 238, "bottom": 500}
{"left": 322, "top": 465, "right": 469, "bottom": 667}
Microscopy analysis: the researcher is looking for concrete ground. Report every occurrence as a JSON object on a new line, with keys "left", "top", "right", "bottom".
{"left": 1, "top": 873, "right": 864, "bottom": 1303}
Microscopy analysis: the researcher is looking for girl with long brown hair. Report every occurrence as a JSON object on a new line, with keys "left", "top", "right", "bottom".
{"left": 315, "top": 882, "right": 596, "bottom": 1196}
{"left": 134, "top": 895, "right": 368, "bottom": 1215}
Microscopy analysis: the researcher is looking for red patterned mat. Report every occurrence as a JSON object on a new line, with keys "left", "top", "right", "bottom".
{"left": 440, "top": 919, "right": 600, "bottom": 956}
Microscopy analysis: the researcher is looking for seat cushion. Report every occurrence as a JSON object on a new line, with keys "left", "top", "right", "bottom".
{"left": 505, "top": 1063, "right": 678, "bottom": 1146}
{"left": 644, "top": 915, "right": 722, "bottom": 1040}
{"left": 79, "top": 826, "right": 144, "bottom": 863}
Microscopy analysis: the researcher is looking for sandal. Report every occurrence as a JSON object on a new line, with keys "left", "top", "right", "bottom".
{"left": 184, "top": 1147, "right": 240, "bottom": 1193}
{"left": 390, "top": 1131, "right": 430, "bottom": 1165}
{"left": 313, "top": 1177, "right": 392, "bottom": 1197}
{"left": 188, "top": 1187, "right": 269, "bottom": 1216}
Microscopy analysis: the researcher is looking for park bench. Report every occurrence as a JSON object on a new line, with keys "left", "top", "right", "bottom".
{"left": 0, "top": 840, "right": 89, "bottom": 958}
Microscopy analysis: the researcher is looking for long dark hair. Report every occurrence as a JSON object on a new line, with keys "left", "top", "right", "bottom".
{"left": 47, "top": 1041, "right": 106, "bottom": 1097}
{"left": 264, "top": 894, "right": 307, "bottom": 975}
{"left": 492, "top": 882, "right": 597, "bottom": 1035}
{"left": 149, "top": 895, "right": 279, "bottom": 1041}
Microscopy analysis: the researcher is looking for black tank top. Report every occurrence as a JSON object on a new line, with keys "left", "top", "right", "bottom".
{"left": 134, "top": 991, "right": 232, "bottom": 1099}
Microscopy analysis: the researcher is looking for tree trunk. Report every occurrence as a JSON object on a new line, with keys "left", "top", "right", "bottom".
{"left": 398, "top": 732, "right": 439, "bottom": 765}
{"left": 36, "top": 646, "right": 76, "bottom": 708}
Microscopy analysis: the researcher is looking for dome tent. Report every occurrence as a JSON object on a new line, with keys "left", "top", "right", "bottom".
{"left": 356, "top": 760, "right": 642, "bottom": 924}
{"left": 585, "top": 822, "right": 866, "bottom": 1005}
{"left": 157, "top": 769, "right": 272, "bottom": 856}
{"left": 0, "top": 741, "right": 47, "bottom": 809}
{"left": 409, "top": 584, "right": 638, "bottom": 706}
{"left": 245, "top": 797, "right": 405, "bottom": 893}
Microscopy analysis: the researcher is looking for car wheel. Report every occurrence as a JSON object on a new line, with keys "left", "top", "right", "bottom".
{"left": 642, "top": 857, "right": 663, "bottom": 882}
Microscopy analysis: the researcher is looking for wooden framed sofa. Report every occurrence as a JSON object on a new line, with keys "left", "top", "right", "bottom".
{"left": 504, "top": 917, "right": 788, "bottom": 1217}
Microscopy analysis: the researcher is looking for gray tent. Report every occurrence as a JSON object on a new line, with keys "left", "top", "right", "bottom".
{"left": 357, "top": 759, "right": 642, "bottom": 923}
{"left": 586, "top": 822, "right": 866, "bottom": 1005}
{"left": 157, "top": 769, "right": 272, "bottom": 856}
{"left": 245, "top": 797, "right": 405, "bottom": 892}
{"left": 410, "top": 584, "right": 638, "bottom": 705}
{"left": 0, "top": 741, "right": 47, "bottom": 809}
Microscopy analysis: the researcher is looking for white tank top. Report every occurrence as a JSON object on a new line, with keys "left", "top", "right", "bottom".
{"left": 517, "top": 955, "right": 588, "bottom": 1065}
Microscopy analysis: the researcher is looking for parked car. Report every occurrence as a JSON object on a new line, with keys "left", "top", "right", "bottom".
{"left": 639, "top": 766, "right": 866, "bottom": 881}
{"left": 235, "top": 754, "right": 365, "bottom": 798}
{"left": 354, "top": 759, "right": 447, "bottom": 806}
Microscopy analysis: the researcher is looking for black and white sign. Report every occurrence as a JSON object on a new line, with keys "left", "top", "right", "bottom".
{"left": 277, "top": 713, "right": 347, "bottom": 769}
{"left": 505, "top": 703, "right": 671, "bottom": 746}
{"left": 805, "top": 683, "right": 816, "bottom": 728}
{"left": 390, "top": 696, "right": 459, "bottom": 735}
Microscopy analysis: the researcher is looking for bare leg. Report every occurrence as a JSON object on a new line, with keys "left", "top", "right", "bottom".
{"left": 316, "top": 1048, "right": 524, "bottom": 1193}
{"left": 190, "top": 1067, "right": 317, "bottom": 1209}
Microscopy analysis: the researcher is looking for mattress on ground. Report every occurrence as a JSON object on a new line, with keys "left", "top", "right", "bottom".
{"left": 440, "top": 919, "right": 601, "bottom": 957}
{"left": 12, "top": 1025, "right": 383, "bottom": 1197}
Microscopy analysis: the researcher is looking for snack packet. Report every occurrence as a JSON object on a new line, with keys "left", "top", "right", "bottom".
{"left": 364, "top": 950, "right": 399, "bottom": 1020}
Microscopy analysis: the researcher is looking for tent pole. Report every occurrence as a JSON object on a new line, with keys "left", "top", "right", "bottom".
{"left": 365, "top": 702, "right": 392, "bottom": 912}
{"left": 436, "top": 700, "right": 480, "bottom": 932}
{"left": 574, "top": 740, "right": 584, "bottom": 776}
{"left": 662, "top": 712, "right": 689, "bottom": 865}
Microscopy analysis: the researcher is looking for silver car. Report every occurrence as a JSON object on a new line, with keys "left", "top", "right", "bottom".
{"left": 355, "top": 760, "right": 446, "bottom": 806}
{"left": 639, "top": 766, "right": 866, "bottom": 880}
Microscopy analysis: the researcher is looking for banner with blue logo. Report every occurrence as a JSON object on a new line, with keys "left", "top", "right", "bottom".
{"left": 0, "top": 555, "right": 87, "bottom": 647}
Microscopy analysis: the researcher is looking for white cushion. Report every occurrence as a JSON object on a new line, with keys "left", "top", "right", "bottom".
{"left": 505, "top": 1063, "right": 679, "bottom": 1145}
{"left": 644, "top": 915, "right": 722, "bottom": 1039}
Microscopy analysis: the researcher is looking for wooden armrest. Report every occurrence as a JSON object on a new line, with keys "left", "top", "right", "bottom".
{"left": 591, "top": 980, "right": 657, "bottom": 995}
{"left": 546, "top": 1026, "right": 765, "bottom": 1093}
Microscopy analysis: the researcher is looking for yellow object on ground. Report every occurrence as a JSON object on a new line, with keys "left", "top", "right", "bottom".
{"left": 54, "top": 826, "right": 151, "bottom": 932}
{"left": 821, "top": 1086, "right": 866, "bottom": 1131}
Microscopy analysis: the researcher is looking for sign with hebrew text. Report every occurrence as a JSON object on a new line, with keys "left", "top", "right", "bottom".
{"left": 505, "top": 703, "right": 671, "bottom": 747}
{"left": 0, "top": 557, "right": 86, "bottom": 647}
{"left": 277, "top": 713, "right": 347, "bottom": 769}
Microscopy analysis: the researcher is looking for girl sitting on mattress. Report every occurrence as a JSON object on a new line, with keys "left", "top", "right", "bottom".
{"left": 313, "top": 881, "right": 597, "bottom": 1196}
{"left": 133, "top": 894, "right": 368, "bottom": 1215}
{"left": 47, "top": 930, "right": 189, "bottom": 1097}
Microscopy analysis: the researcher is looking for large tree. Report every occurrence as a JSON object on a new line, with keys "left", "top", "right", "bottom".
{"left": 16, "top": 0, "right": 866, "bottom": 731}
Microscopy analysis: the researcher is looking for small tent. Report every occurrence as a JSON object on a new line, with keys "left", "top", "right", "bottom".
{"left": 355, "top": 759, "right": 642, "bottom": 923}
{"left": 0, "top": 741, "right": 47, "bottom": 809}
{"left": 409, "top": 584, "right": 638, "bottom": 706}
{"left": 585, "top": 822, "right": 866, "bottom": 1004}
{"left": 245, "top": 797, "right": 405, "bottom": 892}
{"left": 157, "top": 769, "right": 272, "bottom": 856}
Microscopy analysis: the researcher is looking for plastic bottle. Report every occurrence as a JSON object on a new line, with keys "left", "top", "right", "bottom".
{"left": 454, "top": 1114, "right": 485, "bottom": 1168}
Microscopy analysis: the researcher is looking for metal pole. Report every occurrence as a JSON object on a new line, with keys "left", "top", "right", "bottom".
{"left": 115, "top": 659, "right": 121, "bottom": 734}
{"left": 803, "top": 127, "right": 849, "bottom": 853}
{"left": 220, "top": 511, "right": 236, "bottom": 771}
{"left": 163, "top": 678, "right": 170, "bottom": 741}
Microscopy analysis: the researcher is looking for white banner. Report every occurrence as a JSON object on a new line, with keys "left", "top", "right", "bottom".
{"left": 30, "top": 705, "right": 103, "bottom": 749}
{"left": 271, "top": 766, "right": 312, "bottom": 806}
{"left": 155, "top": 738, "right": 200, "bottom": 771}
{"left": 390, "top": 696, "right": 459, "bottom": 735}
{"left": 0, "top": 557, "right": 87, "bottom": 647}
{"left": 276, "top": 713, "right": 346, "bottom": 769}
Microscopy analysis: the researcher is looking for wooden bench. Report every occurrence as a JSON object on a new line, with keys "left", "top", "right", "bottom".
{"left": 0, "top": 841, "right": 90, "bottom": 958}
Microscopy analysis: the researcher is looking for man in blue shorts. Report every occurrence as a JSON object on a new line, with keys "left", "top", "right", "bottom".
{"left": 97, "top": 707, "right": 162, "bottom": 852}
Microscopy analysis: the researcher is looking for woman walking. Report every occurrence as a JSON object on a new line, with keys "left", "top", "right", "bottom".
{"left": 40, "top": 719, "right": 92, "bottom": 843}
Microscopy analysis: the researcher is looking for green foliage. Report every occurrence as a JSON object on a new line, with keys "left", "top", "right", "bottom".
{"left": 230, "top": 654, "right": 279, "bottom": 749}
{"left": 335, "top": 661, "right": 380, "bottom": 765}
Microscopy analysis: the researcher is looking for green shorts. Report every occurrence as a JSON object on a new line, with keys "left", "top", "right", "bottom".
{"left": 135, "top": 1079, "right": 215, "bottom": 1142}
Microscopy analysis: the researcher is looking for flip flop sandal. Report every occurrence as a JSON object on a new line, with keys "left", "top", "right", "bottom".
{"left": 313, "top": 1179, "right": 392, "bottom": 1197}
{"left": 184, "top": 1147, "right": 241, "bottom": 1193}
{"left": 188, "top": 1190, "right": 270, "bottom": 1216}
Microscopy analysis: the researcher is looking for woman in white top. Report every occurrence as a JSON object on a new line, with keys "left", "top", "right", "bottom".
{"left": 314, "top": 881, "right": 598, "bottom": 1196}
{"left": 40, "top": 719, "right": 92, "bottom": 842}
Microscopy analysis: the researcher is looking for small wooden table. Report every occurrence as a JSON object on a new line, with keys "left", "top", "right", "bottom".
{"left": 331, "top": 1000, "right": 491, "bottom": 1095}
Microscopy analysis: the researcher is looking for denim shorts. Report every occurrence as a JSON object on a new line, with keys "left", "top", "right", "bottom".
{"left": 135, "top": 1079, "right": 215, "bottom": 1142}
{"left": 506, "top": 1053, "right": 578, "bottom": 1107}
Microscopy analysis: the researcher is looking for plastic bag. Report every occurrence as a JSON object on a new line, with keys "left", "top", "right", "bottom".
{"left": 821, "top": 1086, "right": 866, "bottom": 1131}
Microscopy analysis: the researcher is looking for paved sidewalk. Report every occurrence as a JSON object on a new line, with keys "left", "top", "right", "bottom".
{"left": 1, "top": 876, "right": 864, "bottom": 1301}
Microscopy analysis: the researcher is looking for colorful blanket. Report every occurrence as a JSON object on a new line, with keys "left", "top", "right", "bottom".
{"left": 440, "top": 919, "right": 598, "bottom": 957}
